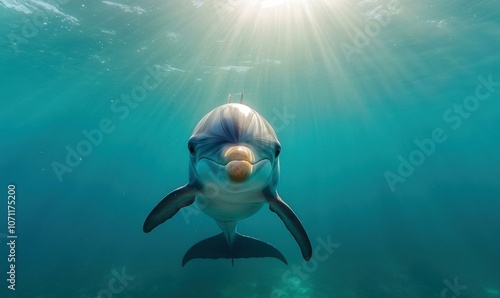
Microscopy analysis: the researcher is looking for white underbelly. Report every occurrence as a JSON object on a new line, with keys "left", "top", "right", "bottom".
{"left": 196, "top": 194, "right": 265, "bottom": 222}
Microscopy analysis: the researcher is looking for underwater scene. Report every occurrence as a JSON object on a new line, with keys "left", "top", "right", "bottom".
{"left": 1, "top": 0, "right": 499, "bottom": 297}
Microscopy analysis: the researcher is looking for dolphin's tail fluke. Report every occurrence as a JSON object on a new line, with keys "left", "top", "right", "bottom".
{"left": 182, "top": 232, "right": 287, "bottom": 266}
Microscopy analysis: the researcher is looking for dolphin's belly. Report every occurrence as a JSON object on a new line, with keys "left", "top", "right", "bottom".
{"left": 196, "top": 194, "right": 265, "bottom": 222}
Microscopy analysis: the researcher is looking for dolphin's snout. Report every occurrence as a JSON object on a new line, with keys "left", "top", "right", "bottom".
{"left": 224, "top": 146, "right": 254, "bottom": 182}
{"left": 226, "top": 160, "right": 252, "bottom": 182}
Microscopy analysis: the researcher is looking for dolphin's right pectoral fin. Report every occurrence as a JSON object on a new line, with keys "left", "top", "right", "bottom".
{"left": 143, "top": 184, "right": 197, "bottom": 233}
{"left": 182, "top": 233, "right": 287, "bottom": 266}
{"left": 264, "top": 188, "right": 313, "bottom": 261}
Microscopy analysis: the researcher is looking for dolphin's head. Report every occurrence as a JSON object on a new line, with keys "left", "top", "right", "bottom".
{"left": 187, "top": 103, "right": 281, "bottom": 196}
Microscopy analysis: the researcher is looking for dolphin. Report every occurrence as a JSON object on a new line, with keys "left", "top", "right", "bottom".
{"left": 143, "top": 94, "right": 312, "bottom": 266}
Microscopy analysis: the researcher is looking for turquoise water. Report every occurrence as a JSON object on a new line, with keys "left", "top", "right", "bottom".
{"left": 1, "top": 0, "right": 500, "bottom": 297}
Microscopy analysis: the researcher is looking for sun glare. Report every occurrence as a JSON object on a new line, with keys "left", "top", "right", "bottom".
{"left": 166, "top": 0, "right": 352, "bottom": 115}
{"left": 229, "top": 0, "right": 312, "bottom": 12}
{"left": 259, "top": 0, "right": 309, "bottom": 9}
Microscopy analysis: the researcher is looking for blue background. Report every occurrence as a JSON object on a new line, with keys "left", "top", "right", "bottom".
{"left": 1, "top": 0, "right": 499, "bottom": 297}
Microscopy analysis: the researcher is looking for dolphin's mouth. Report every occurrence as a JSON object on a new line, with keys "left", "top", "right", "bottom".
{"left": 198, "top": 157, "right": 265, "bottom": 167}
{"left": 198, "top": 157, "right": 269, "bottom": 178}
{"left": 195, "top": 157, "right": 273, "bottom": 192}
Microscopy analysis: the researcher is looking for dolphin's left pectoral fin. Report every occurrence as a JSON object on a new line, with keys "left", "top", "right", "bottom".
{"left": 264, "top": 188, "right": 313, "bottom": 261}
{"left": 143, "top": 184, "right": 197, "bottom": 233}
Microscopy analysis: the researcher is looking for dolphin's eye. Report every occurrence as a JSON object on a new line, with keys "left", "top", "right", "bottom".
{"left": 275, "top": 145, "right": 281, "bottom": 158}
{"left": 188, "top": 143, "right": 195, "bottom": 155}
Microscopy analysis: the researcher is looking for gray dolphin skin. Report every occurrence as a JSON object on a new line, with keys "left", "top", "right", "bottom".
{"left": 143, "top": 95, "right": 312, "bottom": 266}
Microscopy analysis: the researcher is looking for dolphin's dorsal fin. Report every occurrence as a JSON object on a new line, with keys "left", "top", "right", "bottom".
{"left": 227, "top": 93, "right": 244, "bottom": 103}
